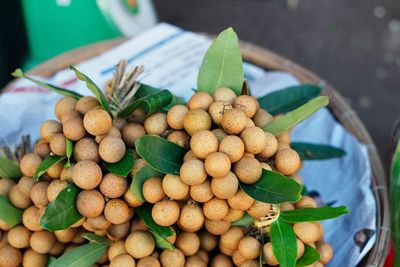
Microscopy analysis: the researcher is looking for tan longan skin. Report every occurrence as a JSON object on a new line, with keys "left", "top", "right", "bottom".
{"left": 74, "top": 138, "right": 100, "bottom": 162}
{"left": 130, "top": 219, "right": 149, "bottom": 233}
{"left": 295, "top": 195, "right": 318, "bottom": 209}
{"left": 293, "top": 222, "right": 323, "bottom": 244}
{"left": 204, "top": 219, "right": 230, "bottom": 235}
{"left": 34, "top": 140, "right": 51, "bottom": 158}
{"left": 160, "top": 248, "right": 185, "bottom": 267}
{"left": 247, "top": 201, "right": 271, "bottom": 219}
{"left": 234, "top": 156, "right": 262, "bottom": 184}
{"left": 104, "top": 199, "right": 131, "bottom": 224}
{"left": 0, "top": 244, "right": 22, "bottom": 267}
{"left": 107, "top": 221, "right": 130, "bottom": 241}
{"left": 142, "top": 177, "right": 166, "bottom": 203}
{"left": 232, "top": 250, "right": 247, "bottom": 266}
{"left": 209, "top": 101, "right": 232, "bottom": 125}
{"left": 211, "top": 172, "right": 239, "bottom": 199}
{"left": 86, "top": 215, "right": 111, "bottom": 231}
{"left": 185, "top": 255, "right": 207, "bottom": 267}
{"left": 95, "top": 126, "right": 122, "bottom": 144}
{"left": 110, "top": 253, "right": 136, "bottom": 267}
{"left": 30, "top": 230, "right": 56, "bottom": 254}
{"left": 76, "top": 190, "right": 105, "bottom": 218}
{"left": 317, "top": 241, "right": 333, "bottom": 264}
{"left": 224, "top": 208, "right": 244, "bottom": 222}
{"left": 137, "top": 256, "right": 160, "bottom": 267}
{"left": 190, "top": 180, "right": 214, "bottom": 203}
{"left": 22, "top": 206, "right": 42, "bottom": 231}
{"left": 99, "top": 136, "right": 126, "bottom": 163}
{"left": 23, "top": 248, "right": 48, "bottom": 267}
{"left": 275, "top": 148, "right": 301, "bottom": 175}
{"left": 152, "top": 200, "right": 180, "bottom": 226}
{"left": 212, "top": 128, "right": 228, "bottom": 142}
{"left": 245, "top": 118, "right": 255, "bottom": 128}
{"left": 219, "top": 243, "right": 234, "bottom": 256}
{"left": 238, "top": 236, "right": 261, "bottom": 260}
{"left": 253, "top": 109, "right": 274, "bottom": 128}
{"left": 220, "top": 227, "right": 244, "bottom": 251}
{"left": 162, "top": 174, "right": 189, "bottom": 200}
{"left": 54, "top": 228, "right": 78, "bottom": 243}
{"left": 221, "top": 108, "right": 247, "bottom": 135}
{"left": 62, "top": 117, "right": 87, "bottom": 141}
{"left": 60, "top": 166, "right": 73, "bottom": 182}
{"left": 108, "top": 240, "right": 127, "bottom": 261}
{"left": 72, "top": 160, "right": 102, "bottom": 190}
{"left": 40, "top": 120, "right": 62, "bottom": 141}
{"left": 199, "top": 231, "right": 218, "bottom": 252}
{"left": 240, "top": 126, "right": 267, "bottom": 154}
{"left": 280, "top": 202, "right": 295, "bottom": 211}
{"left": 178, "top": 204, "right": 204, "bottom": 233}
{"left": 125, "top": 230, "right": 155, "bottom": 259}
{"left": 176, "top": 232, "right": 200, "bottom": 256}
{"left": 212, "top": 87, "right": 236, "bottom": 103}
{"left": 9, "top": 185, "right": 32, "bottom": 209}
{"left": 0, "top": 178, "right": 15, "bottom": 197}
{"left": 263, "top": 242, "right": 278, "bottom": 265}
{"left": 183, "top": 150, "right": 198, "bottom": 162}
{"left": 258, "top": 132, "right": 278, "bottom": 160}
{"left": 183, "top": 109, "right": 212, "bottom": 136}
{"left": 188, "top": 92, "right": 213, "bottom": 110}
{"left": 190, "top": 130, "right": 219, "bottom": 159}
{"left": 167, "top": 130, "right": 190, "bottom": 148}
{"left": 114, "top": 118, "right": 128, "bottom": 131}
{"left": 219, "top": 135, "right": 245, "bottom": 163}
{"left": 204, "top": 152, "right": 231, "bottom": 178}
{"left": 291, "top": 174, "right": 303, "bottom": 185}
{"left": 20, "top": 153, "right": 42, "bottom": 177}
{"left": 7, "top": 225, "right": 31, "bottom": 249}
{"left": 227, "top": 190, "right": 254, "bottom": 211}
{"left": 17, "top": 176, "right": 34, "bottom": 197}
{"left": 83, "top": 109, "right": 112, "bottom": 136}
{"left": 180, "top": 159, "right": 208, "bottom": 186}
{"left": 124, "top": 190, "right": 144, "bottom": 208}
{"left": 210, "top": 254, "right": 234, "bottom": 267}
{"left": 46, "top": 161, "right": 63, "bottom": 179}
{"left": 130, "top": 158, "right": 147, "bottom": 177}
{"left": 277, "top": 130, "right": 291, "bottom": 144}
{"left": 100, "top": 173, "right": 128, "bottom": 199}
{"left": 60, "top": 110, "right": 81, "bottom": 125}
{"left": 55, "top": 96, "right": 77, "bottom": 120}
{"left": 233, "top": 95, "right": 259, "bottom": 118}
{"left": 122, "top": 123, "right": 146, "bottom": 146}
{"left": 75, "top": 96, "right": 100, "bottom": 115}
{"left": 30, "top": 182, "right": 49, "bottom": 207}
{"left": 49, "top": 241, "right": 65, "bottom": 256}
{"left": 167, "top": 104, "right": 189, "bottom": 130}
{"left": 144, "top": 113, "right": 168, "bottom": 135}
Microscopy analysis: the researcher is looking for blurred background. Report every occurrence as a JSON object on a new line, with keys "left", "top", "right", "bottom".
{"left": 1, "top": 0, "right": 398, "bottom": 160}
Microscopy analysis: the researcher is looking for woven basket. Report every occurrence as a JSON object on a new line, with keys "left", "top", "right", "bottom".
{"left": 5, "top": 38, "right": 390, "bottom": 266}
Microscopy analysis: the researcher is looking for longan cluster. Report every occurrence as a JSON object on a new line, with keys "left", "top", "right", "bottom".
{"left": 0, "top": 88, "right": 333, "bottom": 267}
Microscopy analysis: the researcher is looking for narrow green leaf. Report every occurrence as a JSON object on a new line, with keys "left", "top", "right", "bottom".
{"left": 296, "top": 245, "right": 320, "bottom": 266}
{"left": 135, "top": 135, "right": 187, "bottom": 174}
{"left": 270, "top": 218, "right": 297, "bottom": 267}
{"left": 33, "top": 155, "right": 66, "bottom": 181}
{"left": 0, "top": 195, "right": 22, "bottom": 228}
{"left": 151, "top": 230, "right": 175, "bottom": 250}
{"left": 49, "top": 242, "right": 109, "bottom": 267}
{"left": 104, "top": 148, "right": 135, "bottom": 177}
{"left": 40, "top": 184, "right": 82, "bottom": 231}
{"left": 264, "top": 96, "right": 329, "bottom": 136}
{"left": 241, "top": 170, "right": 302, "bottom": 204}
{"left": 258, "top": 85, "right": 322, "bottom": 115}
{"left": 47, "top": 256, "right": 57, "bottom": 266}
{"left": 130, "top": 165, "right": 162, "bottom": 201}
{"left": 197, "top": 27, "right": 244, "bottom": 95}
{"left": 291, "top": 142, "right": 346, "bottom": 160}
{"left": 81, "top": 233, "right": 110, "bottom": 245}
{"left": 12, "top": 69, "right": 82, "bottom": 99}
{"left": 0, "top": 157, "right": 22, "bottom": 180}
{"left": 64, "top": 139, "right": 74, "bottom": 168}
{"left": 136, "top": 203, "right": 173, "bottom": 238}
{"left": 136, "top": 84, "right": 185, "bottom": 111}
{"left": 280, "top": 206, "right": 349, "bottom": 223}
{"left": 69, "top": 65, "right": 111, "bottom": 113}
{"left": 390, "top": 141, "right": 400, "bottom": 266}
{"left": 231, "top": 213, "right": 254, "bottom": 227}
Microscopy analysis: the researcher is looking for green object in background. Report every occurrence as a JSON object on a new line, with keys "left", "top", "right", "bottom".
{"left": 390, "top": 128, "right": 400, "bottom": 267}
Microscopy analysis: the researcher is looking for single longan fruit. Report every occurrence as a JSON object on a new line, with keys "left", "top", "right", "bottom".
{"left": 204, "top": 152, "right": 231, "bottom": 178}
{"left": 260, "top": 162, "right": 272, "bottom": 171}
{"left": 110, "top": 253, "right": 135, "bottom": 267}
{"left": 183, "top": 109, "right": 212, "bottom": 136}
{"left": 293, "top": 222, "right": 323, "bottom": 244}
{"left": 125, "top": 230, "right": 155, "bottom": 259}
{"left": 104, "top": 199, "right": 131, "bottom": 224}
{"left": 277, "top": 131, "right": 291, "bottom": 144}
{"left": 76, "top": 190, "right": 105, "bottom": 217}
{"left": 100, "top": 173, "right": 128, "bottom": 198}
{"left": 190, "top": 180, "right": 214, "bottom": 202}
{"left": 221, "top": 108, "right": 247, "bottom": 134}
{"left": 113, "top": 117, "right": 127, "bottom": 130}
{"left": 95, "top": 126, "right": 122, "bottom": 144}
{"left": 83, "top": 108, "right": 112, "bottom": 136}
{"left": 137, "top": 256, "right": 160, "bottom": 267}
{"left": 234, "top": 156, "right": 262, "bottom": 184}
{"left": 72, "top": 160, "right": 102, "bottom": 189}
{"left": 9, "top": 185, "right": 32, "bottom": 209}
{"left": 295, "top": 195, "right": 317, "bottom": 209}
{"left": 74, "top": 138, "right": 100, "bottom": 162}
{"left": 247, "top": 201, "right": 271, "bottom": 219}
{"left": 263, "top": 242, "right": 278, "bottom": 265}
{"left": 22, "top": 206, "right": 42, "bottom": 231}
{"left": 317, "top": 241, "right": 333, "bottom": 264}
{"left": 212, "top": 87, "right": 236, "bottom": 103}
{"left": 211, "top": 172, "right": 239, "bottom": 199}
{"left": 0, "top": 178, "right": 15, "bottom": 197}
{"left": 54, "top": 228, "right": 78, "bottom": 243}
{"left": 34, "top": 140, "right": 51, "bottom": 158}
{"left": 107, "top": 221, "right": 130, "bottom": 241}
{"left": 122, "top": 123, "right": 146, "bottom": 146}
{"left": 185, "top": 255, "right": 206, "bottom": 267}
{"left": 199, "top": 231, "right": 218, "bottom": 251}
{"left": 183, "top": 150, "right": 198, "bottom": 162}
{"left": 167, "top": 104, "right": 189, "bottom": 130}
{"left": 60, "top": 110, "right": 81, "bottom": 125}
{"left": 203, "top": 197, "right": 229, "bottom": 220}
{"left": 46, "top": 161, "right": 64, "bottom": 179}
{"left": 144, "top": 113, "right": 168, "bottom": 135}
{"left": 245, "top": 118, "right": 255, "bottom": 128}
{"left": 130, "top": 219, "right": 148, "bottom": 232}
{"left": 212, "top": 128, "right": 228, "bottom": 142}
{"left": 280, "top": 202, "right": 295, "bottom": 211}
{"left": 167, "top": 130, "right": 190, "bottom": 148}
{"left": 108, "top": 241, "right": 127, "bottom": 261}
{"left": 232, "top": 250, "right": 247, "bottom": 266}
{"left": 7, "top": 225, "right": 31, "bottom": 249}
{"left": 209, "top": 101, "right": 232, "bottom": 125}
{"left": 220, "top": 227, "right": 244, "bottom": 251}
{"left": 162, "top": 174, "right": 189, "bottom": 200}
{"left": 219, "top": 135, "right": 245, "bottom": 163}
{"left": 22, "top": 248, "right": 48, "bottom": 267}
{"left": 253, "top": 109, "right": 274, "bottom": 128}
{"left": 238, "top": 236, "right": 261, "bottom": 260}
{"left": 99, "top": 136, "right": 126, "bottom": 163}
{"left": 233, "top": 95, "right": 259, "bottom": 118}
{"left": 180, "top": 160, "right": 207, "bottom": 186}
{"left": 124, "top": 190, "right": 144, "bottom": 207}
{"left": 130, "top": 158, "right": 147, "bottom": 177}
{"left": 47, "top": 180, "right": 68, "bottom": 202}
{"left": 20, "top": 153, "right": 42, "bottom": 177}
{"left": 30, "top": 230, "right": 55, "bottom": 254}
{"left": 188, "top": 92, "right": 213, "bottom": 110}
{"left": 210, "top": 254, "right": 234, "bottom": 267}
{"left": 86, "top": 215, "right": 111, "bottom": 231}
{"left": 258, "top": 132, "right": 278, "bottom": 159}
{"left": 142, "top": 177, "right": 166, "bottom": 203}
{"left": 178, "top": 204, "right": 204, "bottom": 233}
{"left": 240, "top": 126, "right": 267, "bottom": 154}
{"left": 63, "top": 117, "right": 87, "bottom": 141}
{"left": 160, "top": 248, "right": 185, "bottom": 267}
{"left": 40, "top": 120, "right": 62, "bottom": 141}
{"left": 30, "top": 182, "right": 49, "bottom": 207}
{"left": 75, "top": 96, "right": 100, "bottom": 115}
{"left": 49, "top": 241, "right": 65, "bottom": 256}
{"left": 224, "top": 208, "right": 244, "bottom": 222}
{"left": 17, "top": 176, "right": 34, "bottom": 197}
{"left": 190, "top": 130, "right": 219, "bottom": 159}
{"left": 176, "top": 232, "right": 200, "bottom": 256}
{"left": 60, "top": 165, "right": 73, "bottom": 182}
{"left": 275, "top": 148, "right": 301, "bottom": 175}
{"left": 0, "top": 244, "right": 22, "bottom": 267}
{"left": 227, "top": 190, "right": 254, "bottom": 211}
{"left": 204, "top": 219, "right": 230, "bottom": 235}
{"left": 55, "top": 96, "right": 77, "bottom": 120}
{"left": 152, "top": 200, "right": 180, "bottom": 226}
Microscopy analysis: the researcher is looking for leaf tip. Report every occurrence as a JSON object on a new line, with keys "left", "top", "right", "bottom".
{"left": 11, "top": 68, "right": 24, "bottom": 78}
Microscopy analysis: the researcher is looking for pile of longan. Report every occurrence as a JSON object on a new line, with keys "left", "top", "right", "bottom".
{"left": 0, "top": 87, "right": 333, "bottom": 267}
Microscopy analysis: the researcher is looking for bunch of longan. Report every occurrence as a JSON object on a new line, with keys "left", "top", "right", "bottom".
{"left": 0, "top": 87, "right": 333, "bottom": 267}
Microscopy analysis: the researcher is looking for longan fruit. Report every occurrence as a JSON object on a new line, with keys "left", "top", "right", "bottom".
{"left": 240, "top": 126, "right": 267, "bottom": 154}
{"left": 125, "top": 230, "right": 155, "bottom": 259}
{"left": 110, "top": 253, "right": 135, "bottom": 267}
{"left": 247, "top": 201, "right": 271, "bottom": 219}
{"left": 204, "top": 219, "right": 230, "bottom": 235}
{"left": 275, "top": 148, "right": 301, "bottom": 175}
{"left": 233, "top": 95, "right": 259, "bottom": 118}
{"left": 204, "top": 152, "right": 231, "bottom": 178}
{"left": 190, "top": 180, "right": 214, "bottom": 202}
{"left": 232, "top": 250, "right": 247, "bottom": 266}
{"left": 253, "top": 109, "right": 274, "bottom": 128}
{"left": 30, "top": 230, "right": 55, "bottom": 254}
{"left": 199, "top": 231, "right": 218, "bottom": 251}
{"left": 180, "top": 159, "right": 207, "bottom": 186}
{"left": 167, "top": 104, "right": 189, "bottom": 130}
{"left": 30, "top": 182, "right": 49, "bottom": 207}
{"left": 160, "top": 248, "right": 185, "bottom": 267}
{"left": 152, "top": 200, "right": 180, "bottom": 226}
{"left": 212, "top": 128, "right": 228, "bottom": 142}
{"left": 137, "top": 256, "right": 160, "bottom": 267}
{"left": 264, "top": 240, "right": 304, "bottom": 264}
{"left": 72, "top": 160, "right": 102, "bottom": 189}
{"left": 9, "top": 185, "right": 31, "bottom": 209}
{"left": 144, "top": 113, "right": 168, "bottom": 135}
{"left": 55, "top": 96, "right": 77, "bottom": 120}
{"left": 121, "top": 123, "right": 146, "bottom": 147}
{"left": 176, "top": 232, "right": 200, "bottom": 256}
{"left": 220, "top": 227, "right": 244, "bottom": 250}
{"left": 86, "top": 215, "right": 111, "bottom": 231}
{"left": 0, "top": 244, "right": 22, "bottom": 267}
{"left": 212, "top": 87, "right": 236, "bottom": 103}
{"left": 49, "top": 241, "right": 65, "bottom": 256}
{"left": 183, "top": 150, "right": 198, "bottom": 162}
{"left": 314, "top": 262, "right": 325, "bottom": 267}
{"left": 22, "top": 206, "right": 42, "bottom": 231}
{"left": 46, "top": 161, "right": 63, "bottom": 179}
{"left": 291, "top": 174, "right": 303, "bottom": 185}
{"left": 74, "top": 138, "right": 100, "bottom": 162}
{"left": 0, "top": 178, "right": 15, "bottom": 197}
{"left": 100, "top": 174, "right": 128, "bottom": 198}
{"left": 240, "top": 260, "right": 259, "bottom": 267}
{"left": 224, "top": 208, "right": 244, "bottom": 222}
{"left": 62, "top": 117, "right": 86, "bottom": 141}
{"left": 75, "top": 96, "right": 100, "bottom": 115}
{"left": 46, "top": 180, "right": 68, "bottom": 202}
{"left": 185, "top": 255, "right": 207, "bottom": 267}
{"left": 124, "top": 190, "right": 144, "bottom": 207}
{"left": 130, "top": 219, "right": 148, "bottom": 232}
{"left": 227, "top": 190, "right": 254, "bottom": 211}
{"left": 104, "top": 199, "right": 131, "bottom": 224}
{"left": 260, "top": 162, "right": 272, "bottom": 171}
{"left": 317, "top": 241, "right": 333, "bottom": 264}
{"left": 34, "top": 140, "right": 51, "bottom": 158}
{"left": 17, "top": 176, "right": 34, "bottom": 197}
{"left": 279, "top": 142, "right": 290, "bottom": 149}
{"left": 97, "top": 248, "right": 109, "bottom": 264}
{"left": 130, "top": 158, "right": 147, "bottom": 177}
{"left": 296, "top": 239, "right": 305, "bottom": 259}
{"left": 219, "top": 243, "right": 234, "bottom": 256}
{"left": 40, "top": 120, "right": 62, "bottom": 141}
{"left": 22, "top": 248, "right": 48, "bottom": 267}
{"left": 280, "top": 202, "right": 295, "bottom": 211}
{"left": 76, "top": 190, "right": 105, "bottom": 218}
{"left": 99, "top": 136, "right": 126, "bottom": 163}
{"left": 209, "top": 101, "right": 232, "bottom": 125}
{"left": 234, "top": 156, "right": 262, "bottom": 184}
{"left": 7, "top": 225, "right": 30, "bottom": 249}
{"left": 162, "top": 174, "right": 189, "bottom": 200}
{"left": 167, "top": 130, "right": 190, "bottom": 148}
{"left": 190, "top": 130, "right": 218, "bottom": 159}
{"left": 108, "top": 241, "right": 127, "bottom": 261}
{"left": 113, "top": 117, "right": 127, "bottom": 130}
{"left": 142, "top": 177, "right": 166, "bottom": 203}
{"left": 219, "top": 135, "right": 245, "bottom": 163}
{"left": 238, "top": 236, "right": 261, "bottom": 260}
{"left": 20, "top": 153, "right": 42, "bottom": 177}
{"left": 183, "top": 109, "right": 212, "bottom": 136}
{"left": 211, "top": 172, "right": 239, "bottom": 199}
{"left": 221, "top": 108, "right": 247, "bottom": 134}
{"left": 210, "top": 254, "right": 233, "bottom": 267}
{"left": 293, "top": 222, "right": 323, "bottom": 244}
{"left": 188, "top": 92, "right": 213, "bottom": 110}
{"left": 54, "top": 228, "right": 78, "bottom": 243}
{"left": 95, "top": 126, "right": 122, "bottom": 144}
{"left": 60, "top": 110, "right": 81, "bottom": 125}
{"left": 245, "top": 118, "right": 255, "bottom": 128}
{"left": 83, "top": 108, "right": 112, "bottom": 136}
{"left": 295, "top": 195, "right": 317, "bottom": 209}
{"left": 277, "top": 131, "right": 291, "bottom": 144}
{"left": 107, "top": 221, "right": 130, "bottom": 241}
{"left": 178, "top": 203, "right": 204, "bottom": 233}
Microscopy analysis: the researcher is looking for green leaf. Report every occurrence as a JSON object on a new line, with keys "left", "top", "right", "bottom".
{"left": 390, "top": 141, "right": 400, "bottom": 266}
{"left": 136, "top": 84, "right": 185, "bottom": 111}
{"left": 270, "top": 218, "right": 297, "bottom": 267}
{"left": 152, "top": 230, "right": 175, "bottom": 250}
{"left": 135, "top": 203, "right": 173, "bottom": 238}
{"left": 258, "top": 85, "right": 322, "bottom": 115}
{"left": 135, "top": 135, "right": 187, "bottom": 174}
{"left": 49, "top": 242, "right": 109, "bottom": 267}
{"left": 33, "top": 155, "right": 66, "bottom": 181}
{"left": 291, "top": 142, "right": 346, "bottom": 160}
{"left": 263, "top": 96, "right": 329, "bottom": 136}
{"left": 130, "top": 165, "right": 162, "bottom": 201}
{"left": 296, "top": 245, "right": 320, "bottom": 266}
{"left": 241, "top": 170, "right": 302, "bottom": 204}
{"left": 118, "top": 90, "right": 173, "bottom": 117}
{"left": 231, "top": 213, "right": 254, "bottom": 227}
{"left": 12, "top": 69, "right": 82, "bottom": 99}
{"left": 64, "top": 139, "right": 74, "bottom": 168}
{"left": 0, "top": 195, "right": 22, "bottom": 228}
{"left": 40, "top": 184, "right": 82, "bottom": 231}
{"left": 104, "top": 148, "right": 135, "bottom": 177}
{"left": 197, "top": 27, "right": 244, "bottom": 95}
{"left": 69, "top": 65, "right": 111, "bottom": 113}
{"left": 280, "top": 206, "right": 349, "bottom": 223}
{"left": 47, "top": 256, "right": 57, "bottom": 266}
{"left": 0, "top": 157, "right": 22, "bottom": 180}
{"left": 81, "top": 233, "right": 110, "bottom": 245}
